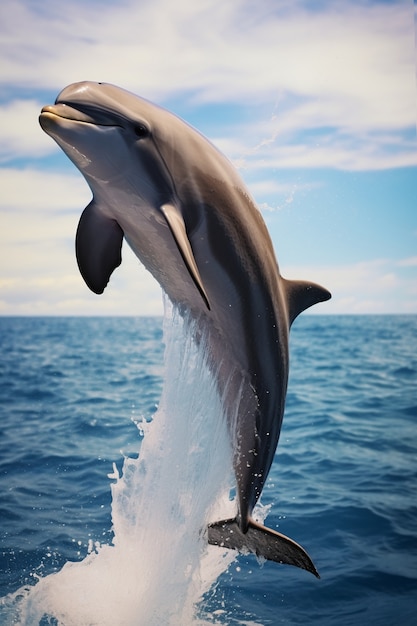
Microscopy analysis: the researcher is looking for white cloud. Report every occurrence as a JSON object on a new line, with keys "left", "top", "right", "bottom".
{"left": 0, "top": 247, "right": 163, "bottom": 317}
{"left": 0, "top": 100, "right": 55, "bottom": 161}
{"left": 397, "top": 256, "right": 417, "bottom": 268}
{"left": 0, "top": 167, "right": 162, "bottom": 316}
{"left": 0, "top": 195, "right": 163, "bottom": 316}
{"left": 0, "top": 1, "right": 415, "bottom": 316}
{"left": 0, "top": 0, "right": 415, "bottom": 171}
{"left": 283, "top": 258, "right": 417, "bottom": 315}
{"left": 238, "top": 134, "right": 417, "bottom": 172}
{"left": 3, "top": 244, "right": 415, "bottom": 315}
{"left": 0, "top": 168, "right": 89, "bottom": 212}
{"left": 1, "top": 164, "right": 415, "bottom": 316}
{"left": 2, "top": 0, "right": 415, "bottom": 170}
{"left": 1, "top": 0, "right": 415, "bottom": 140}
{"left": 218, "top": 114, "right": 417, "bottom": 172}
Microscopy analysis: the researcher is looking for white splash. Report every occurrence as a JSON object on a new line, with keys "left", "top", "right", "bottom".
{"left": 10, "top": 302, "right": 239, "bottom": 625}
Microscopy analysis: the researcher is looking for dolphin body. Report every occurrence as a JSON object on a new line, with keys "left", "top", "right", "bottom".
{"left": 39, "top": 82, "right": 330, "bottom": 577}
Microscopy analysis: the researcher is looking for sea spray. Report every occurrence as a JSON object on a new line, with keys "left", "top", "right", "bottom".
{"left": 12, "top": 302, "right": 239, "bottom": 625}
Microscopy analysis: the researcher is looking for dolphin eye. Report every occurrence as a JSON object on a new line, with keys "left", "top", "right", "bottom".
{"left": 133, "top": 124, "right": 149, "bottom": 139}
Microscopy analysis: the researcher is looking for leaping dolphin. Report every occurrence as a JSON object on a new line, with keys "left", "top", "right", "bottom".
{"left": 39, "top": 82, "right": 330, "bottom": 577}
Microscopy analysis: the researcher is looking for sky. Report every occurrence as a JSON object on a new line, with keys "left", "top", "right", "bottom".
{"left": 1, "top": 0, "right": 416, "bottom": 316}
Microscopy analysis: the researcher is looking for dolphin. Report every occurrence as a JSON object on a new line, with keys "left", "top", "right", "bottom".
{"left": 39, "top": 82, "right": 330, "bottom": 577}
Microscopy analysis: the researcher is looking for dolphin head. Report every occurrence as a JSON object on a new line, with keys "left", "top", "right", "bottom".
{"left": 39, "top": 82, "right": 214, "bottom": 305}
{"left": 41, "top": 82, "right": 237, "bottom": 215}
{"left": 39, "top": 82, "right": 178, "bottom": 207}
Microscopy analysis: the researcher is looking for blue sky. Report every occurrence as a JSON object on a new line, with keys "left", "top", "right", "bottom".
{"left": 1, "top": 0, "right": 416, "bottom": 315}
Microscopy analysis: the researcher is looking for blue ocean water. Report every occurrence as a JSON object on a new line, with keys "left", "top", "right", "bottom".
{"left": 0, "top": 314, "right": 416, "bottom": 624}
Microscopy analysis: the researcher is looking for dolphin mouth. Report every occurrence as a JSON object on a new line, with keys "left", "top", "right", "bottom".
{"left": 40, "top": 103, "right": 115, "bottom": 127}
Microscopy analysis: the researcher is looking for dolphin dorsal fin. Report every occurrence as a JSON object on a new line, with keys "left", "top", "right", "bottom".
{"left": 282, "top": 278, "right": 331, "bottom": 326}
{"left": 161, "top": 203, "right": 211, "bottom": 310}
{"left": 76, "top": 200, "right": 123, "bottom": 294}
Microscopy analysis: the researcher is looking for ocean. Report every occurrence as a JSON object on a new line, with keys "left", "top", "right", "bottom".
{"left": 0, "top": 313, "right": 416, "bottom": 625}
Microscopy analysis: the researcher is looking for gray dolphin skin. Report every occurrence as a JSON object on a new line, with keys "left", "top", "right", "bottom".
{"left": 39, "top": 82, "right": 330, "bottom": 578}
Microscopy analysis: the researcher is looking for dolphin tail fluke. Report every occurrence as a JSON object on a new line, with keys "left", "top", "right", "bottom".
{"left": 207, "top": 517, "right": 320, "bottom": 578}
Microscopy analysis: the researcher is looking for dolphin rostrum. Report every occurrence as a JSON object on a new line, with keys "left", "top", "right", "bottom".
{"left": 39, "top": 82, "right": 330, "bottom": 577}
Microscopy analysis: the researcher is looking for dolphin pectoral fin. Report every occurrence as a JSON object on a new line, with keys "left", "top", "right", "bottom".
{"left": 160, "top": 204, "right": 211, "bottom": 311}
{"left": 76, "top": 201, "right": 123, "bottom": 294}
{"left": 207, "top": 518, "right": 320, "bottom": 578}
{"left": 282, "top": 278, "right": 331, "bottom": 326}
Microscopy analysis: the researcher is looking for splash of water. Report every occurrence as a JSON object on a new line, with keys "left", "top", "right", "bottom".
{"left": 8, "top": 302, "right": 242, "bottom": 625}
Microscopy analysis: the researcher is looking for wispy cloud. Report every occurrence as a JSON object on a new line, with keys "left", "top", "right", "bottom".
{"left": 0, "top": 168, "right": 89, "bottom": 211}
{"left": 1, "top": 0, "right": 415, "bottom": 169}
{"left": 0, "top": 100, "right": 55, "bottom": 161}
{"left": 237, "top": 131, "right": 417, "bottom": 172}
{"left": 397, "top": 256, "right": 417, "bottom": 268}
{"left": 0, "top": 240, "right": 163, "bottom": 317}
{"left": 284, "top": 258, "right": 417, "bottom": 315}
{"left": 0, "top": 0, "right": 415, "bottom": 315}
